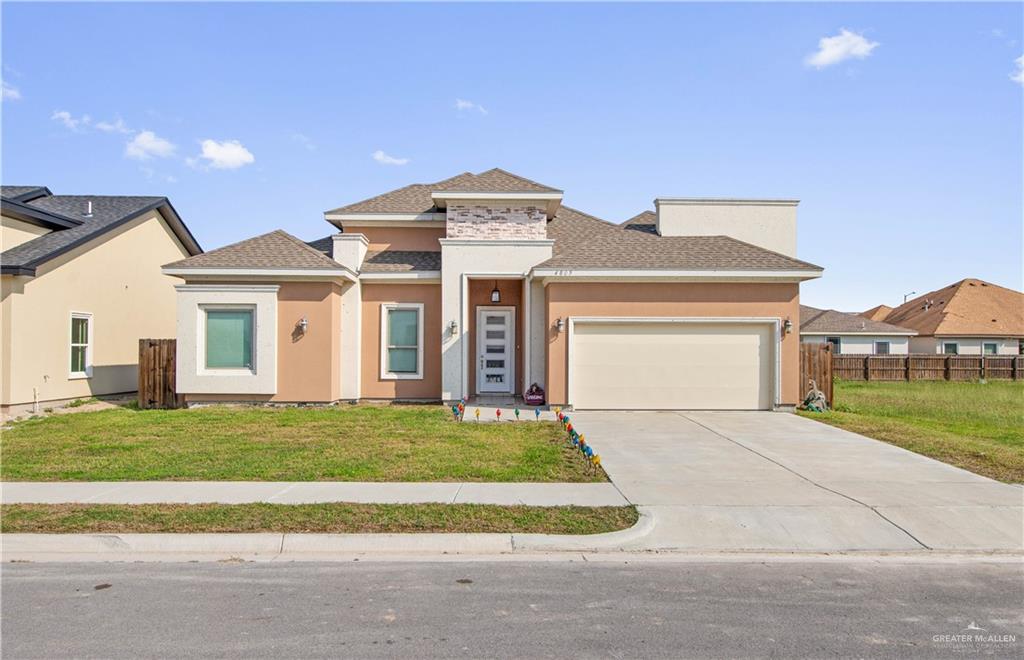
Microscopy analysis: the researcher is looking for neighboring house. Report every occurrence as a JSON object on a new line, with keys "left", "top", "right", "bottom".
{"left": 163, "top": 168, "right": 823, "bottom": 411}
{"left": 799, "top": 305, "right": 916, "bottom": 354}
{"left": 866, "top": 279, "right": 1023, "bottom": 356}
{"left": 861, "top": 304, "right": 894, "bottom": 322}
{"left": 1, "top": 186, "right": 201, "bottom": 414}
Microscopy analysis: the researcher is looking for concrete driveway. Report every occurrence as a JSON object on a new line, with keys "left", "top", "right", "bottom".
{"left": 570, "top": 411, "right": 1023, "bottom": 552}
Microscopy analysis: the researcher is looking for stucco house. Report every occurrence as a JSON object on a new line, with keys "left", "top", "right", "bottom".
{"left": 163, "top": 168, "right": 823, "bottom": 410}
{"left": 799, "top": 305, "right": 916, "bottom": 354}
{"left": 866, "top": 279, "right": 1024, "bottom": 356}
{"left": 1, "top": 186, "right": 201, "bottom": 414}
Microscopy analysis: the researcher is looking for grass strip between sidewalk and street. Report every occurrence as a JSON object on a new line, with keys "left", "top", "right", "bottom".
{"left": 0, "top": 503, "right": 639, "bottom": 535}
{"left": 798, "top": 380, "right": 1023, "bottom": 483}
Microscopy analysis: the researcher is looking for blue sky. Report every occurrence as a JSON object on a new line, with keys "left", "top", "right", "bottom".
{"left": 2, "top": 2, "right": 1021, "bottom": 311}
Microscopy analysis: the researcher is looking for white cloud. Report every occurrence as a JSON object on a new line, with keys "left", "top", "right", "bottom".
{"left": 454, "top": 98, "right": 488, "bottom": 115}
{"left": 1, "top": 80, "right": 21, "bottom": 101}
{"left": 125, "top": 130, "right": 176, "bottom": 160}
{"left": 805, "top": 29, "right": 880, "bottom": 70}
{"left": 51, "top": 110, "right": 91, "bottom": 131}
{"left": 372, "top": 149, "right": 410, "bottom": 166}
{"left": 96, "top": 118, "right": 132, "bottom": 134}
{"left": 290, "top": 132, "right": 316, "bottom": 151}
{"left": 1012, "top": 55, "right": 1024, "bottom": 85}
{"left": 190, "top": 139, "right": 255, "bottom": 170}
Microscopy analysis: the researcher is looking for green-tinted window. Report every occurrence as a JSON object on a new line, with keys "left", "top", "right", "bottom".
{"left": 70, "top": 316, "right": 90, "bottom": 374}
{"left": 386, "top": 308, "right": 419, "bottom": 374}
{"left": 206, "top": 310, "right": 253, "bottom": 369}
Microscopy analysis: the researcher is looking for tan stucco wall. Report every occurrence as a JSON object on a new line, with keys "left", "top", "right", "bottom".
{"left": 360, "top": 283, "right": 442, "bottom": 399}
{"left": 1, "top": 215, "right": 51, "bottom": 251}
{"left": 344, "top": 226, "right": 443, "bottom": 253}
{"left": 467, "top": 279, "right": 524, "bottom": 396}
{"left": 544, "top": 282, "right": 801, "bottom": 406}
{"left": 0, "top": 210, "right": 191, "bottom": 407}
{"left": 273, "top": 282, "right": 343, "bottom": 402}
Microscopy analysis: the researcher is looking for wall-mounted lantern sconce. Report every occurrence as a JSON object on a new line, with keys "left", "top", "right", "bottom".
{"left": 298, "top": 316, "right": 309, "bottom": 333}
{"left": 490, "top": 281, "right": 501, "bottom": 304}
{"left": 448, "top": 319, "right": 458, "bottom": 334}
{"left": 555, "top": 317, "right": 565, "bottom": 333}
{"left": 783, "top": 317, "right": 793, "bottom": 335}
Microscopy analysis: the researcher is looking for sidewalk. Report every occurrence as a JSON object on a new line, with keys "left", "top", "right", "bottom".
{"left": 1, "top": 481, "right": 629, "bottom": 507}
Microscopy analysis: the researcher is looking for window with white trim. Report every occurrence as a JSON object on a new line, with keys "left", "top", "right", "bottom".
{"left": 874, "top": 341, "right": 890, "bottom": 355}
{"left": 381, "top": 303, "right": 423, "bottom": 379}
{"left": 943, "top": 342, "right": 959, "bottom": 355}
{"left": 983, "top": 342, "right": 998, "bottom": 355}
{"left": 205, "top": 308, "right": 254, "bottom": 369}
{"left": 69, "top": 312, "right": 92, "bottom": 378}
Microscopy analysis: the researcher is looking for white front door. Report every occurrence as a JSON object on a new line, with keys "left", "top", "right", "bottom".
{"left": 477, "top": 308, "right": 514, "bottom": 394}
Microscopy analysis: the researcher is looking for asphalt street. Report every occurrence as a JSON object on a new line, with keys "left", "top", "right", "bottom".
{"left": 2, "top": 559, "right": 1022, "bottom": 658}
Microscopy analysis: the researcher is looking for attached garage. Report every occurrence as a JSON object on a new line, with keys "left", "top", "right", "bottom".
{"left": 568, "top": 319, "right": 778, "bottom": 410}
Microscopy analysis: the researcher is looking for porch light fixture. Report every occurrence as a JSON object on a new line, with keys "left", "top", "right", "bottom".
{"left": 448, "top": 319, "right": 458, "bottom": 334}
{"left": 555, "top": 317, "right": 565, "bottom": 333}
{"left": 490, "top": 281, "right": 501, "bottom": 304}
{"left": 783, "top": 317, "right": 793, "bottom": 335}
{"left": 298, "top": 316, "right": 309, "bottom": 333}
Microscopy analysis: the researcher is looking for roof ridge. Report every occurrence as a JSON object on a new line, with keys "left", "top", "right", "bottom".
{"left": 556, "top": 204, "right": 618, "bottom": 228}
{"left": 474, "top": 167, "right": 562, "bottom": 192}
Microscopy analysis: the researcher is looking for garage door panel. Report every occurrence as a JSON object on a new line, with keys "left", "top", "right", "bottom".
{"left": 571, "top": 322, "right": 773, "bottom": 410}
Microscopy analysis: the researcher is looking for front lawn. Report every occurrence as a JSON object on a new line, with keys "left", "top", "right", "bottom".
{"left": 0, "top": 503, "right": 637, "bottom": 535}
{"left": 799, "top": 380, "right": 1024, "bottom": 483}
{"left": 0, "top": 406, "right": 602, "bottom": 483}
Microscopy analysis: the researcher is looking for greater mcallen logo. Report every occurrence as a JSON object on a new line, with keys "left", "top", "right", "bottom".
{"left": 932, "top": 622, "right": 1018, "bottom": 653}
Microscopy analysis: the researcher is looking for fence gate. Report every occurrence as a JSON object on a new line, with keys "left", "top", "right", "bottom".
{"left": 799, "top": 343, "right": 833, "bottom": 408}
{"left": 138, "top": 338, "right": 182, "bottom": 409}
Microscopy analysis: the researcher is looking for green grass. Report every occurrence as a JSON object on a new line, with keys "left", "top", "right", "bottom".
{"left": 799, "top": 380, "right": 1024, "bottom": 483}
{"left": 0, "top": 405, "right": 602, "bottom": 483}
{"left": 0, "top": 503, "right": 638, "bottom": 535}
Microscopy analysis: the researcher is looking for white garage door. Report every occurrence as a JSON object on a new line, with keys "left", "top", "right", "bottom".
{"left": 570, "top": 321, "right": 774, "bottom": 410}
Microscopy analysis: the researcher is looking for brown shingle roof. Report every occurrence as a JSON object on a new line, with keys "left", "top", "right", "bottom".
{"left": 360, "top": 250, "right": 442, "bottom": 273}
{"left": 164, "top": 230, "right": 344, "bottom": 271}
{"left": 536, "top": 227, "right": 822, "bottom": 272}
{"left": 546, "top": 205, "right": 621, "bottom": 255}
{"left": 800, "top": 305, "right": 915, "bottom": 335}
{"left": 622, "top": 210, "right": 658, "bottom": 235}
{"left": 860, "top": 304, "right": 894, "bottom": 322}
{"left": 882, "top": 279, "right": 1024, "bottom": 337}
{"left": 326, "top": 168, "right": 560, "bottom": 215}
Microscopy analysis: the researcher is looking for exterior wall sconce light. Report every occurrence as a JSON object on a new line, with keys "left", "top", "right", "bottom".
{"left": 490, "top": 281, "right": 501, "bottom": 304}
{"left": 555, "top": 317, "right": 565, "bottom": 333}
{"left": 448, "top": 319, "right": 458, "bottom": 334}
{"left": 298, "top": 317, "right": 309, "bottom": 333}
{"left": 783, "top": 317, "right": 793, "bottom": 335}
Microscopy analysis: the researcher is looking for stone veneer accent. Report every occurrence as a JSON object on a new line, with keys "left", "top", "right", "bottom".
{"left": 446, "top": 204, "right": 547, "bottom": 240}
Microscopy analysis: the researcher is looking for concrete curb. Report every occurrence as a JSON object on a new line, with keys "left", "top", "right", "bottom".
{"left": 0, "top": 511, "right": 656, "bottom": 562}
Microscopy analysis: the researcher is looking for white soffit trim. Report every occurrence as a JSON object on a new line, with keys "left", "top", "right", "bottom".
{"left": 655, "top": 198, "right": 800, "bottom": 207}
{"left": 440, "top": 238, "right": 556, "bottom": 247}
{"left": 532, "top": 268, "right": 823, "bottom": 282}
{"left": 163, "top": 267, "right": 357, "bottom": 281}
{"left": 359, "top": 271, "right": 441, "bottom": 282}
{"left": 800, "top": 331, "right": 918, "bottom": 336}
{"left": 325, "top": 212, "right": 446, "bottom": 222}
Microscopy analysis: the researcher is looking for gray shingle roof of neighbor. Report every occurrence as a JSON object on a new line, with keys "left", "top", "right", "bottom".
{"left": 1, "top": 190, "right": 201, "bottom": 275}
{"left": 164, "top": 230, "right": 345, "bottom": 271}
{"left": 800, "top": 305, "right": 916, "bottom": 335}
{"left": 361, "top": 250, "right": 442, "bottom": 273}
{"left": 0, "top": 185, "right": 52, "bottom": 202}
{"left": 326, "top": 168, "right": 561, "bottom": 215}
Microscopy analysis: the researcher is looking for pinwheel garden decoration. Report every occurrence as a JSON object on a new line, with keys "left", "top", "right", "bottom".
{"left": 457, "top": 401, "right": 465, "bottom": 421}
{"left": 534, "top": 408, "right": 541, "bottom": 420}
{"left": 451, "top": 405, "right": 460, "bottom": 421}
{"left": 514, "top": 408, "right": 520, "bottom": 420}
{"left": 474, "top": 408, "right": 480, "bottom": 422}
{"left": 496, "top": 408, "right": 502, "bottom": 421}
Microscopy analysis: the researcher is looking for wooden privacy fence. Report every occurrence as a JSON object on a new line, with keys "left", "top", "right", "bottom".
{"left": 832, "top": 354, "right": 1023, "bottom": 382}
{"left": 138, "top": 338, "right": 182, "bottom": 409}
{"left": 799, "top": 343, "right": 833, "bottom": 407}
